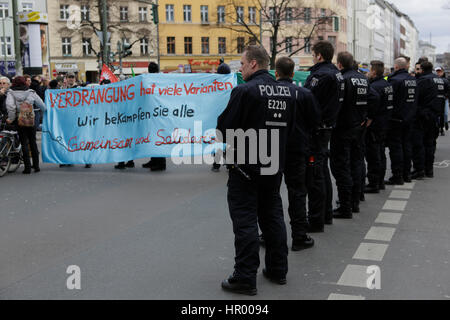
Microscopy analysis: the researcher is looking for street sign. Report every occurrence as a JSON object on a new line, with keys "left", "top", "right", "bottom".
{"left": 52, "top": 69, "right": 57, "bottom": 77}
{"left": 96, "top": 31, "right": 111, "bottom": 46}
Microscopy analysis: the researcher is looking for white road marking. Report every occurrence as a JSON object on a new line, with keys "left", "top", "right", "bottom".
{"left": 353, "top": 243, "right": 389, "bottom": 261}
{"left": 394, "top": 182, "right": 415, "bottom": 189}
{"left": 364, "top": 226, "right": 396, "bottom": 242}
{"left": 328, "top": 293, "right": 366, "bottom": 300}
{"left": 337, "top": 264, "right": 371, "bottom": 288}
{"left": 383, "top": 200, "right": 407, "bottom": 211}
{"left": 375, "top": 212, "right": 402, "bottom": 225}
{"left": 389, "top": 190, "right": 411, "bottom": 199}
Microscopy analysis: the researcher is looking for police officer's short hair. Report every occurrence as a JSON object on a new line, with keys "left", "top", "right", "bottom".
{"left": 275, "top": 57, "right": 295, "bottom": 78}
{"left": 337, "top": 51, "right": 354, "bottom": 70}
{"left": 417, "top": 56, "right": 428, "bottom": 65}
{"left": 398, "top": 55, "right": 410, "bottom": 63}
{"left": 370, "top": 60, "right": 384, "bottom": 77}
{"left": 244, "top": 45, "right": 269, "bottom": 69}
{"left": 420, "top": 61, "right": 433, "bottom": 73}
{"left": 312, "top": 41, "right": 334, "bottom": 62}
{"left": 148, "top": 62, "right": 159, "bottom": 73}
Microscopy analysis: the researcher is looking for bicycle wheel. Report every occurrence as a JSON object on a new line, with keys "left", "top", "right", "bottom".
{"left": 0, "top": 139, "right": 12, "bottom": 177}
{"left": 8, "top": 151, "right": 22, "bottom": 173}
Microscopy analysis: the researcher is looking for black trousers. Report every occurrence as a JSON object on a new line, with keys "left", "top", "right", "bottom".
{"left": 227, "top": 169, "right": 288, "bottom": 287}
{"left": 412, "top": 116, "right": 439, "bottom": 174}
{"left": 284, "top": 155, "right": 308, "bottom": 240}
{"left": 307, "top": 130, "right": 333, "bottom": 225}
{"left": 365, "top": 128, "right": 386, "bottom": 187}
{"left": 330, "top": 126, "right": 364, "bottom": 211}
{"left": 387, "top": 121, "right": 412, "bottom": 178}
{"left": 18, "top": 126, "right": 39, "bottom": 170}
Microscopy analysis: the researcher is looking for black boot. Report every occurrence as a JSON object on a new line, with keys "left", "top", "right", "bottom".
{"left": 364, "top": 183, "right": 380, "bottom": 193}
{"left": 115, "top": 162, "right": 126, "bottom": 169}
{"left": 411, "top": 170, "right": 425, "bottom": 180}
{"left": 125, "top": 160, "right": 135, "bottom": 168}
{"left": 385, "top": 175, "right": 404, "bottom": 185}
{"left": 221, "top": 275, "right": 257, "bottom": 296}
{"left": 403, "top": 173, "right": 412, "bottom": 183}
{"left": 333, "top": 207, "right": 353, "bottom": 219}
{"left": 352, "top": 202, "right": 360, "bottom": 213}
{"left": 291, "top": 235, "right": 314, "bottom": 251}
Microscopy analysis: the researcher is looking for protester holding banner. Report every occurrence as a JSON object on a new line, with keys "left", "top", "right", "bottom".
{"left": 142, "top": 62, "right": 166, "bottom": 171}
{"left": 5, "top": 76, "right": 46, "bottom": 174}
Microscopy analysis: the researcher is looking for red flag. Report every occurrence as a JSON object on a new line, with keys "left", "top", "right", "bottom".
{"left": 99, "top": 64, "right": 119, "bottom": 83}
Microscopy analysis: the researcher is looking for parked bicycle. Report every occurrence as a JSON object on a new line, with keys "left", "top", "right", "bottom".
{"left": 0, "top": 117, "right": 23, "bottom": 177}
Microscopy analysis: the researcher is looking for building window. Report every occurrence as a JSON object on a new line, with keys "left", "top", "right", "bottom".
{"left": 0, "top": 3, "right": 9, "bottom": 18}
{"left": 22, "top": 2, "right": 33, "bottom": 12}
{"left": 321, "top": 8, "right": 326, "bottom": 17}
{"left": 139, "top": 7, "right": 147, "bottom": 22}
{"left": 334, "top": 16, "right": 340, "bottom": 31}
{"left": 201, "top": 37, "right": 209, "bottom": 54}
{"left": 285, "top": 7, "right": 293, "bottom": 23}
{"left": 217, "top": 6, "right": 225, "bottom": 23}
{"left": 286, "top": 37, "right": 292, "bottom": 53}
{"left": 328, "top": 36, "right": 336, "bottom": 48}
{"left": 184, "top": 37, "right": 192, "bottom": 54}
{"left": 304, "top": 7, "right": 311, "bottom": 23}
{"left": 60, "top": 5, "right": 69, "bottom": 20}
{"left": 269, "top": 7, "right": 275, "bottom": 23}
{"left": 62, "top": 37, "right": 71, "bottom": 56}
{"left": 201, "top": 5, "right": 208, "bottom": 23}
{"left": 82, "top": 38, "right": 91, "bottom": 56}
{"left": 166, "top": 4, "right": 174, "bottom": 22}
{"left": 236, "top": 6, "right": 244, "bottom": 23}
{"left": 304, "top": 37, "right": 311, "bottom": 53}
{"left": 167, "top": 37, "right": 175, "bottom": 54}
{"left": 120, "top": 6, "right": 128, "bottom": 21}
{"left": 81, "top": 5, "right": 90, "bottom": 21}
{"left": 1, "top": 36, "right": 12, "bottom": 56}
{"left": 237, "top": 37, "right": 245, "bottom": 53}
{"left": 140, "top": 38, "right": 149, "bottom": 55}
{"left": 249, "top": 7, "right": 256, "bottom": 24}
{"left": 183, "top": 5, "right": 191, "bottom": 22}
{"left": 218, "top": 37, "right": 226, "bottom": 54}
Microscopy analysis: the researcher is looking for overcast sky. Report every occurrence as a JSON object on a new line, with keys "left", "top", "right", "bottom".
{"left": 389, "top": 0, "right": 450, "bottom": 53}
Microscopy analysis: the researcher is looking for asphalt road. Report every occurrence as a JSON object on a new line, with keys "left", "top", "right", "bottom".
{"left": 1, "top": 132, "right": 449, "bottom": 300}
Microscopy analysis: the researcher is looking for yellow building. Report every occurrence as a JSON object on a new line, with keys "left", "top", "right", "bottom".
{"left": 158, "top": 0, "right": 260, "bottom": 72}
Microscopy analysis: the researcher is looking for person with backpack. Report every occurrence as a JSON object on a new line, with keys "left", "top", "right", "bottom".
{"left": 5, "top": 76, "right": 46, "bottom": 174}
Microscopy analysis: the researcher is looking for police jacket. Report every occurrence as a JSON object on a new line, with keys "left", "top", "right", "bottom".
{"left": 387, "top": 69, "right": 417, "bottom": 123}
{"left": 415, "top": 71, "right": 447, "bottom": 119}
{"left": 304, "top": 61, "right": 344, "bottom": 128}
{"left": 278, "top": 78, "right": 321, "bottom": 156}
{"left": 369, "top": 76, "right": 394, "bottom": 131}
{"left": 335, "top": 68, "right": 374, "bottom": 130}
{"left": 217, "top": 70, "right": 296, "bottom": 175}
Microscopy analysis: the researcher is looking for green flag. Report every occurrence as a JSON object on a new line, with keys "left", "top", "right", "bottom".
{"left": 131, "top": 65, "right": 135, "bottom": 77}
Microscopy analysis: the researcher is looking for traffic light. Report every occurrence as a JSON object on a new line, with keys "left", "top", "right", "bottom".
{"left": 151, "top": 4, "right": 159, "bottom": 24}
{"left": 122, "top": 44, "right": 132, "bottom": 58}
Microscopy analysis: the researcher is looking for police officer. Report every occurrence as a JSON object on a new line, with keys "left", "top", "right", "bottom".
{"left": 304, "top": 40, "right": 345, "bottom": 229}
{"left": 275, "top": 56, "right": 320, "bottom": 251}
{"left": 411, "top": 61, "right": 447, "bottom": 179}
{"left": 364, "top": 60, "right": 394, "bottom": 193}
{"left": 331, "top": 52, "right": 376, "bottom": 218}
{"left": 386, "top": 57, "right": 418, "bottom": 185}
{"left": 217, "top": 46, "right": 296, "bottom": 295}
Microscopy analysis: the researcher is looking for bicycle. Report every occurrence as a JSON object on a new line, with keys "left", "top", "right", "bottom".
{"left": 0, "top": 118, "right": 23, "bottom": 177}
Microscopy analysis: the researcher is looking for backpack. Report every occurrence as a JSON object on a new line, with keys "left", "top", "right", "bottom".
{"left": 12, "top": 92, "right": 35, "bottom": 127}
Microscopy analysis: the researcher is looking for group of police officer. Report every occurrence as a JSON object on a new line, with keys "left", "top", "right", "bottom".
{"left": 217, "top": 41, "right": 449, "bottom": 296}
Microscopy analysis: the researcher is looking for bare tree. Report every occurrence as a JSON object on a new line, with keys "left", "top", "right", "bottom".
{"left": 219, "top": 0, "right": 335, "bottom": 68}
{"left": 74, "top": 0, "right": 155, "bottom": 72}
